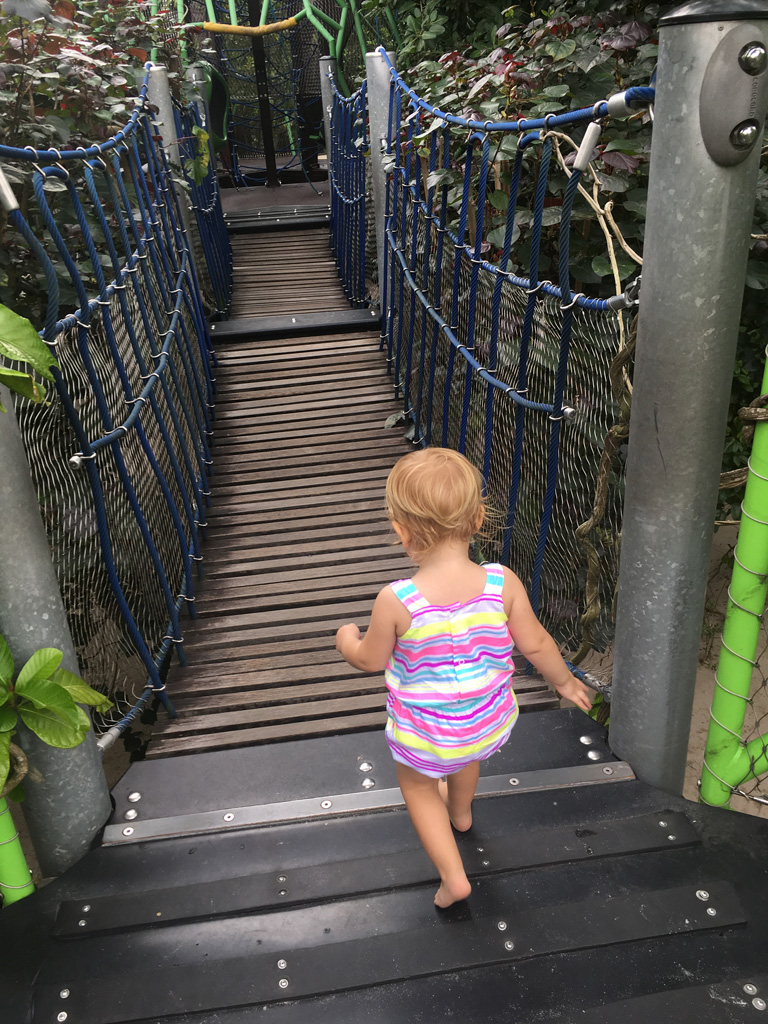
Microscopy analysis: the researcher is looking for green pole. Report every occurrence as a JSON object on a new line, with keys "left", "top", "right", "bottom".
{"left": 259, "top": 0, "right": 269, "bottom": 26}
{"left": 176, "top": 0, "right": 188, "bottom": 66}
{"left": 227, "top": 0, "right": 238, "bottom": 27}
{"left": 384, "top": 6, "right": 401, "bottom": 48}
{"left": 346, "top": 0, "right": 368, "bottom": 70}
{"left": 0, "top": 798, "right": 35, "bottom": 907}
{"left": 701, "top": 344, "right": 768, "bottom": 807}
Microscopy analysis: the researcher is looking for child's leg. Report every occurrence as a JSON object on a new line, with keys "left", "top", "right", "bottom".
{"left": 396, "top": 762, "right": 472, "bottom": 908}
{"left": 438, "top": 761, "right": 480, "bottom": 832}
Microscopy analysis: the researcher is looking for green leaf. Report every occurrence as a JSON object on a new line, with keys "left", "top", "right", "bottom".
{"left": 487, "top": 224, "right": 520, "bottom": 248}
{"left": 0, "top": 367, "right": 47, "bottom": 405}
{"left": 544, "top": 38, "right": 576, "bottom": 60}
{"left": 19, "top": 702, "right": 89, "bottom": 748}
{"left": 49, "top": 667, "right": 113, "bottom": 712}
{"left": 543, "top": 84, "right": 570, "bottom": 98}
{"left": 0, "top": 732, "right": 10, "bottom": 794}
{"left": 488, "top": 190, "right": 509, "bottom": 211}
{"left": 16, "top": 648, "right": 63, "bottom": 688}
{"left": 0, "top": 305, "right": 58, "bottom": 381}
{"left": 591, "top": 254, "right": 637, "bottom": 281}
{"left": 745, "top": 260, "right": 768, "bottom": 290}
{"left": 6, "top": 783, "right": 25, "bottom": 803}
{"left": 0, "top": 636, "right": 13, "bottom": 685}
{"left": 0, "top": 705, "right": 16, "bottom": 733}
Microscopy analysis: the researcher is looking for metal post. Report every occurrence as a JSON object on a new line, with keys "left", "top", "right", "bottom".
{"left": 147, "top": 64, "right": 180, "bottom": 168}
{"left": 610, "top": 1, "right": 768, "bottom": 794}
{"left": 0, "top": 387, "right": 111, "bottom": 876}
{"left": 319, "top": 56, "right": 336, "bottom": 174}
{"left": 366, "top": 49, "right": 396, "bottom": 301}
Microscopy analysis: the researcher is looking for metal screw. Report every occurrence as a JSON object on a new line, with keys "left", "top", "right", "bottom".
{"left": 277, "top": 959, "right": 287, "bottom": 969}
{"left": 321, "top": 800, "right": 332, "bottom": 809}
{"left": 579, "top": 735, "right": 593, "bottom": 745}
{"left": 278, "top": 889, "right": 288, "bottom": 897}
{"left": 497, "top": 920, "right": 507, "bottom": 931}
{"left": 508, "top": 778, "right": 519, "bottom": 787}
{"left": 744, "top": 984, "right": 758, "bottom": 996}
{"left": 359, "top": 761, "right": 373, "bottom": 772}
{"left": 707, "top": 907, "right": 717, "bottom": 917}
{"left": 602, "top": 767, "right": 614, "bottom": 775}
{"left": 504, "top": 940, "right": 514, "bottom": 951}
{"left": 587, "top": 750, "right": 601, "bottom": 761}
{"left": 127, "top": 792, "right": 141, "bottom": 803}
{"left": 124, "top": 809, "right": 138, "bottom": 821}
{"left": 477, "top": 846, "right": 484, "bottom": 853}
{"left": 659, "top": 820, "right": 668, "bottom": 828}
{"left": 278, "top": 978, "right": 289, "bottom": 989}
{"left": 223, "top": 813, "right": 235, "bottom": 822}
{"left": 57, "top": 1014, "right": 68, "bottom": 1022}
{"left": 739, "top": 43, "right": 767, "bottom": 75}
{"left": 361, "top": 778, "right": 375, "bottom": 790}
{"left": 82, "top": 905, "right": 90, "bottom": 912}
{"left": 696, "top": 890, "right": 710, "bottom": 901}
{"left": 482, "top": 860, "right": 490, "bottom": 867}
{"left": 754, "top": 997, "right": 767, "bottom": 1011}
{"left": 731, "top": 120, "right": 760, "bottom": 149}
{"left": 122, "top": 827, "right": 134, "bottom": 837}
{"left": 59, "top": 990, "right": 70, "bottom": 999}
{"left": 668, "top": 835, "right": 677, "bottom": 842}
{"left": 78, "top": 920, "right": 87, "bottom": 927}
{"left": 277, "top": 875, "right": 287, "bottom": 883}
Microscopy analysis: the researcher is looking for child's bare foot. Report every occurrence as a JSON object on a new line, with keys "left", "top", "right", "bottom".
{"left": 434, "top": 874, "right": 472, "bottom": 908}
{"left": 438, "top": 778, "right": 473, "bottom": 832}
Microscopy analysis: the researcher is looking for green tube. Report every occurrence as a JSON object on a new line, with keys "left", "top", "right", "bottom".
{"left": 259, "top": 0, "right": 269, "bottom": 26}
{"left": 176, "top": 0, "right": 189, "bottom": 65}
{"left": 0, "top": 799, "right": 35, "bottom": 907}
{"left": 204, "top": 0, "right": 216, "bottom": 22}
{"left": 700, "top": 345, "right": 768, "bottom": 808}
{"left": 227, "top": 0, "right": 238, "bottom": 27}
{"left": 384, "top": 6, "right": 402, "bottom": 47}
{"left": 309, "top": 3, "right": 342, "bottom": 32}
{"left": 346, "top": 0, "right": 368, "bottom": 67}
{"left": 302, "top": 0, "right": 335, "bottom": 48}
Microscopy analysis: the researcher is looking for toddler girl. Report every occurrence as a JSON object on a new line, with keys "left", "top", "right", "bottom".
{"left": 335, "top": 447, "right": 592, "bottom": 908}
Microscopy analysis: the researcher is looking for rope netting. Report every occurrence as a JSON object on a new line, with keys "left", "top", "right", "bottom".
{"left": 0, "top": 68, "right": 231, "bottom": 740}
{"left": 376, "top": 51, "right": 653, "bottom": 657}
{"left": 328, "top": 73, "right": 369, "bottom": 307}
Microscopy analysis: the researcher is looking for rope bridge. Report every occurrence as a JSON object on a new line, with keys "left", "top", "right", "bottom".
{"left": 0, "top": 68, "right": 231, "bottom": 742}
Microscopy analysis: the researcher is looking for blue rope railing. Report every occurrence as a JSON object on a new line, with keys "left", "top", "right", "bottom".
{"left": 370, "top": 48, "right": 653, "bottom": 647}
{"left": 0, "top": 66, "right": 233, "bottom": 739}
{"left": 328, "top": 72, "right": 369, "bottom": 307}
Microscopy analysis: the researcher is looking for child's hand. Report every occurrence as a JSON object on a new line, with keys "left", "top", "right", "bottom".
{"left": 554, "top": 675, "right": 593, "bottom": 713}
{"left": 336, "top": 623, "right": 361, "bottom": 654}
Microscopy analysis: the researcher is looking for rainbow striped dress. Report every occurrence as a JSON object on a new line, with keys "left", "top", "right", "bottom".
{"left": 384, "top": 563, "right": 519, "bottom": 778}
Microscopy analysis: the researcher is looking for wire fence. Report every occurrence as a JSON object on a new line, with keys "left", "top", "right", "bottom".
{"left": 0, "top": 68, "right": 232, "bottom": 740}
{"left": 374, "top": 51, "right": 654, "bottom": 658}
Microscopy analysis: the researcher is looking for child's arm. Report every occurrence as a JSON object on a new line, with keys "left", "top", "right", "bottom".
{"left": 335, "top": 585, "right": 406, "bottom": 672}
{"left": 502, "top": 568, "right": 592, "bottom": 712}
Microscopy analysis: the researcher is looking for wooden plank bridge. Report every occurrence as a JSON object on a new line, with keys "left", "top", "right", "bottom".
{"left": 4, "top": 187, "right": 768, "bottom": 1024}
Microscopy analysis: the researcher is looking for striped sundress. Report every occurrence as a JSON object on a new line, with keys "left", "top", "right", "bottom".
{"left": 384, "top": 563, "right": 519, "bottom": 778}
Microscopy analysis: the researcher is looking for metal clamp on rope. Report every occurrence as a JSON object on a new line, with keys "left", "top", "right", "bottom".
{"left": 70, "top": 451, "right": 97, "bottom": 469}
{"left": 606, "top": 273, "right": 642, "bottom": 311}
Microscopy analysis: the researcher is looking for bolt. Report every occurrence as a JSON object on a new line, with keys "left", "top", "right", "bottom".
{"left": 602, "top": 767, "right": 614, "bottom": 775}
{"left": 223, "top": 813, "right": 235, "bottom": 822}
{"left": 739, "top": 43, "right": 767, "bottom": 75}
{"left": 277, "top": 959, "right": 287, "bottom": 969}
{"left": 508, "top": 778, "right": 519, "bottom": 787}
{"left": 579, "top": 735, "right": 593, "bottom": 745}
{"left": 504, "top": 940, "right": 514, "bottom": 951}
{"left": 57, "top": 1014, "right": 68, "bottom": 1022}
{"left": 122, "top": 827, "right": 134, "bottom": 837}
{"left": 477, "top": 847, "right": 484, "bottom": 853}
{"left": 124, "top": 809, "right": 138, "bottom": 821}
{"left": 668, "top": 835, "right": 677, "bottom": 842}
{"left": 277, "top": 875, "right": 287, "bottom": 883}
{"left": 127, "top": 792, "right": 141, "bottom": 803}
{"left": 731, "top": 120, "right": 760, "bottom": 150}
{"left": 696, "top": 890, "right": 709, "bottom": 901}
{"left": 278, "top": 889, "right": 288, "bottom": 897}
{"left": 359, "top": 761, "right": 373, "bottom": 772}
{"left": 321, "top": 800, "right": 332, "bottom": 809}
{"left": 707, "top": 907, "right": 717, "bottom": 917}
{"left": 59, "top": 990, "right": 70, "bottom": 999}
{"left": 82, "top": 905, "right": 90, "bottom": 912}
{"left": 482, "top": 860, "right": 490, "bottom": 867}
{"left": 587, "top": 750, "right": 601, "bottom": 761}
{"left": 497, "top": 921, "right": 507, "bottom": 931}
{"left": 744, "top": 984, "right": 758, "bottom": 996}
{"left": 278, "top": 978, "right": 289, "bottom": 989}
{"left": 659, "top": 820, "right": 668, "bottom": 828}
{"left": 361, "top": 778, "right": 375, "bottom": 790}
{"left": 754, "top": 997, "right": 767, "bottom": 1011}
{"left": 78, "top": 920, "right": 87, "bottom": 928}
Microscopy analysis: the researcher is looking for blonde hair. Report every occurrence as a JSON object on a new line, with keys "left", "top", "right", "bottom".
{"left": 386, "top": 447, "right": 485, "bottom": 557}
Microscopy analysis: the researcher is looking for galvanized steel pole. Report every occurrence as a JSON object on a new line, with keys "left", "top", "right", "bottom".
{"left": 0, "top": 387, "right": 111, "bottom": 876}
{"left": 366, "top": 49, "right": 396, "bottom": 300}
{"left": 319, "top": 56, "right": 336, "bottom": 175}
{"left": 610, "top": 0, "right": 768, "bottom": 794}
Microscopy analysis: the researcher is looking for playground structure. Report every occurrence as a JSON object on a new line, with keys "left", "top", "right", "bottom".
{"left": 0, "top": 1, "right": 768, "bottom": 1020}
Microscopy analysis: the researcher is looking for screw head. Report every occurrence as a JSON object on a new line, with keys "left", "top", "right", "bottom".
{"left": 587, "top": 750, "right": 601, "bottom": 761}
{"left": 696, "top": 890, "right": 710, "bottom": 901}
{"left": 508, "top": 777, "right": 520, "bottom": 787}
{"left": 277, "top": 875, "right": 287, "bottom": 883}
{"left": 482, "top": 860, "right": 490, "bottom": 867}
{"left": 57, "top": 1014, "right": 68, "bottom": 1022}
{"left": 579, "top": 735, "right": 593, "bottom": 746}
{"left": 504, "top": 940, "right": 515, "bottom": 951}
{"left": 124, "top": 809, "right": 138, "bottom": 821}
{"left": 668, "top": 835, "right": 677, "bottom": 842}
{"left": 321, "top": 800, "right": 332, "bottom": 809}
{"left": 277, "top": 959, "right": 287, "bottom": 969}
{"left": 359, "top": 761, "right": 373, "bottom": 772}
{"left": 78, "top": 920, "right": 87, "bottom": 928}
{"left": 278, "top": 889, "right": 288, "bottom": 897}
{"left": 278, "top": 978, "right": 289, "bottom": 989}
{"left": 731, "top": 120, "right": 760, "bottom": 150}
{"left": 82, "top": 905, "right": 90, "bottom": 913}
{"left": 744, "top": 984, "right": 758, "bottom": 996}
{"left": 223, "top": 813, "right": 235, "bottom": 822}
{"left": 122, "top": 827, "right": 134, "bottom": 837}
{"left": 361, "top": 778, "right": 375, "bottom": 790}
{"left": 659, "top": 820, "right": 668, "bottom": 828}
{"left": 754, "top": 998, "right": 767, "bottom": 1012}
{"left": 739, "top": 43, "right": 767, "bottom": 75}
{"left": 602, "top": 766, "right": 614, "bottom": 775}
{"left": 497, "top": 920, "right": 507, "bottom": 931}
{"left": 127, "top": 792, "right": 141, "bottom": 803}
{"left": 59, "top": 990, "right": 70, "bottom": 999}
{"left": 707, "top": 907, "right": 717, "bottom": 917}
{"left": 477, "top": 846, "right": 484, "bottom": 853}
